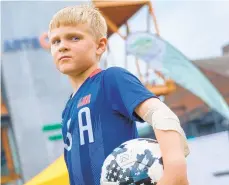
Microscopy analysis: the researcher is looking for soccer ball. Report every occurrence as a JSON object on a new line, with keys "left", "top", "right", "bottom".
{"left": 100, "top": 138, "right": 163, "bottom": 185}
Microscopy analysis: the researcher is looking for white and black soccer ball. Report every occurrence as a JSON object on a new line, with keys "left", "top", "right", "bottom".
{"left": 100, "top": 138, "right": 163, "bottom": 185}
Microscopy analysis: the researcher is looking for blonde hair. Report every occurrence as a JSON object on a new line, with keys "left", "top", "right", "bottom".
{"left": 49, "top": 4, "right": 107, "bottom": 40}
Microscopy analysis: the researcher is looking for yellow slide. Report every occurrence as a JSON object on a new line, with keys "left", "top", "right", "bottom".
{"left": 24, "top": 155, "right": 69, "bottom": 185}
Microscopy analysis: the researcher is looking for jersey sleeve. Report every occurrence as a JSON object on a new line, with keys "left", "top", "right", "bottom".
{"left": 103, "top": 67, "right": 157, "bottom": 122}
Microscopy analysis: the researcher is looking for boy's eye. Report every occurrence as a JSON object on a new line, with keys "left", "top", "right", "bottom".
{"left": 52, "top": 40, "right": 60, "bottom": 45}
{"left": 71, "top": 36, "right": 80, "bottom": 41}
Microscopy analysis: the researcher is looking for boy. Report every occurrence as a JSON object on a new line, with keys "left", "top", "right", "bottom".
{"left": 48, "top": 4, "right": 189, "bottom": 185}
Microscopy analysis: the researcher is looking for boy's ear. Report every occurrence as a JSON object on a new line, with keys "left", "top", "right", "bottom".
{"left": 96, "top": 37, "right": 107, "bottom": 56}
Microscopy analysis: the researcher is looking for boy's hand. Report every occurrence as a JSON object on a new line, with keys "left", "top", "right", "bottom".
{"left": 155, "top": 129, "right": 189, "bottom": 185}
{"left": 157, "top": 162, "right": 189, "bottom": 185}
{"left": 157, "top": 175, "right": 189, "bottom": 185}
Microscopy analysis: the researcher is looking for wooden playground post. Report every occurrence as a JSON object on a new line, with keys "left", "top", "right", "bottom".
{"left": 147, "top": 1, "right": 160, "bottom": 36}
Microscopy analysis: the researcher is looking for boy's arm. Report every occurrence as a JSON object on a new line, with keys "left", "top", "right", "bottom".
{"left": 135, "top": 97, "right": 189, "bottom": 185}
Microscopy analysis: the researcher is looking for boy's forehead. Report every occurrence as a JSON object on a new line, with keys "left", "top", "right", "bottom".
{"left": 49, "top": 24, "right": 92, "bottom": 38}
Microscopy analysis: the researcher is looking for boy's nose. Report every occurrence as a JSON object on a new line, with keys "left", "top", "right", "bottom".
{"left": 59, "top": 42, "right": 70, "bottom": 52}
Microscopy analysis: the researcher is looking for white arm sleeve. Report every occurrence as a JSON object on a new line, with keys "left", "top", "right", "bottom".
{"left": 142, "top": 98, "right": 190, "bottom": 157}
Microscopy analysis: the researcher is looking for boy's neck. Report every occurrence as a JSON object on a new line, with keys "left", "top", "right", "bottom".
{"left": 69, "top": 64, "right": 99, "bottom": 94}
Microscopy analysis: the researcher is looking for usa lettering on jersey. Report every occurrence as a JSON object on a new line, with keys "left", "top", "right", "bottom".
{"left": 64, "top": 93, "right": 94, "bottom": 150}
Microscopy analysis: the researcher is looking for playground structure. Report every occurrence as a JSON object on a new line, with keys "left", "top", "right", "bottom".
{"left": 94, "top": 0, "right": 229, "bottom": 121}
{"left": 93, "top": 0, "right": 176, "bottom": 96}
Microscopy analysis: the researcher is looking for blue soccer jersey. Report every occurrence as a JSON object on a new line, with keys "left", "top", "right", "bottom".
{"left": 61, "top": 67, "right": 156, "bottom": 185}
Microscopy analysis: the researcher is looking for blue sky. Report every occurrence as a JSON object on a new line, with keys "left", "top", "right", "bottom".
{"left": 105, "top": 0, "right": 229, "bottom": 70}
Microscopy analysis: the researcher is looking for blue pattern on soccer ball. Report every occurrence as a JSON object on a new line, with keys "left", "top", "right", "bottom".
{"left": 101, "top": 138, "right": 163, "bottom": 185}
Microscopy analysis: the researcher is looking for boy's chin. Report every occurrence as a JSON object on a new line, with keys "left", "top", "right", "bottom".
{"left": 58, "top": 68, "right": 80, "bottom": 76}
{"left": 60, "top": 70, "right": 74, "bottom": 75}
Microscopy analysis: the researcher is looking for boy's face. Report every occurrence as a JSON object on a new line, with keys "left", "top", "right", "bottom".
{"left": 49, "top": 24, "right": 106, "bottom": 75}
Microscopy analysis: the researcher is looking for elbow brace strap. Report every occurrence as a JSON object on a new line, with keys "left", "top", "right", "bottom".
{"left": 142, "top": 100, "right": 190, "bottom": 157}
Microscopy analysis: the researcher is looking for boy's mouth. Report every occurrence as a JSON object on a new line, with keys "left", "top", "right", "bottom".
{"left": 59, "top": 56, "right": 72, "bottom": 61}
